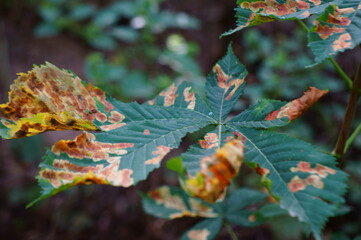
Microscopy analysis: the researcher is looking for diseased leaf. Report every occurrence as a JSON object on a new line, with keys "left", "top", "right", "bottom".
{"left": 223, "top": 0, "right": 340, "bottom": 36}
{"left": 309, "top": 1, "right": 361, "bottom": 63}
{"left": 142, "top": 187, "right": 267, "bottom": 240}
{"left": 205, "top": 45, "right": 247, "bottom": 121}
{"left": 0, "top": 63, "right": 215, "bottom": 206}
{"left": 0, "top": 63, "right": 105, "bottom": 139}
{"left": 141, "top": 186, "right": 218, "bottom": 219}
{"left": 224, "top": 126, "right": 347, "bottom": 239}
{"left": 221, "top": 188, "right": 267, "bottom": 227}
{"left": 264, "top": 87, "right": 328, "bottom": 122}
{"left": 181, "top": 218, "right": 222, "bottom": 240}
{"left": 33, "top": 101, "right": 213, "bottom": 205}
{"left": 183, "top": 139, "right": 244, "bottom": 203}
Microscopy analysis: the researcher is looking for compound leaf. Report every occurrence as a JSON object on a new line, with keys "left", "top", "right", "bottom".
{"left": 224, "top": 126, "right": 347, "bottom": 239}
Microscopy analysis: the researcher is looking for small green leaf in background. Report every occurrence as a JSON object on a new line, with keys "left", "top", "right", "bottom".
{"left": 166, "top": 156, "right": 185, "bottom": 174}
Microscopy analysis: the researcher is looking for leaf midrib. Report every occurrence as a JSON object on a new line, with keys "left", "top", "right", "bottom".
{"left": 226, "top": 124, "right": 311, "bottom": 224}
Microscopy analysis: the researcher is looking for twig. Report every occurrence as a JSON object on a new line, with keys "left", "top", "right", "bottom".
{"left": 224, "top": 220, "right": 238, "bottom": 240}
{"left": 333, "top": 62, "right": 361, "bottom": 165}
{"left": 345, "top": 121, "right": 361, "bottom": 153}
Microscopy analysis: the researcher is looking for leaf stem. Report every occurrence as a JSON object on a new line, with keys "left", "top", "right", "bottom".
{"left": 295, "top": 19, "right": 353, "bottom": 91}
{"left": 345, "top": 121, "right": 361, "bottom": 153}
{"left": 224, "top": 220, "right": 238, "bottom": 240}
{"left": 328, "top": 57, "right": 353, "bottom": 91}
{"left": 296, "top": 19, "right": 309, "bottom": 32}
{"left": 333, "top": 62, "right": 361, "bottom": 165}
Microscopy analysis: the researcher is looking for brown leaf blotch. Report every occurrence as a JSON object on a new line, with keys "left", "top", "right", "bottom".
{"left": 159, "top": 84, "right": 178, "bottom": 107}
{"left": 199, "top": 133, "right": 219, "bottom": 149}
{"left": 145, "top": 145, "right": 171, "bottom": 165}
{"left": 265, "top": 87, "right": 328, "bottom": 121}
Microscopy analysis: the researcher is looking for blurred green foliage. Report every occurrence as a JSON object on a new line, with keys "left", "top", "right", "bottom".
{"left": 35, "top": 0, "right": 204, "bottom": 100}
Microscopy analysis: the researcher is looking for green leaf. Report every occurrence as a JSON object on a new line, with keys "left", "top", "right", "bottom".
{"left": 228, "top": 99, "right": 289, "bottom": 128}
{"left": 181, "top": 218, "right": 223, "bottom": 240}
{"left": 223, "top": 0, "right": 340, "bottom": 36}
{"left": 205, "top": 45, "right": 247, "bottom": 121}
{"left": 166, "top": 156, "right": 185, "bottom": 174}
{"left": 224, "top": 126, "right": 347, "bottom": 240}
{"left": 308, "top": 1, "right": 361, "bottom": 63}
{"left": 141, "top": 186, "right": 218, "bottom": 219}
{"left": 221, "top": 188, "right": 267, "bottom": 227}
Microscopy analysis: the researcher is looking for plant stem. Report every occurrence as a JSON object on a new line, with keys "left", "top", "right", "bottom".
{"left": 295, "top": 19, "right": 353, "bottom": 91}
{"left": 333, "top": 62, "right": 361, "bottom": 165}
{"left": 328, "top": 57, "right": 353, "bottom": 91}
{"left": 224, "top": 220, "right": 238, "bottom": 240}
{"left": 296, "top": 19, "right": 309, "bottom": 32}
{"left": 345, "top": 122, "right": 361, "bottom": 153}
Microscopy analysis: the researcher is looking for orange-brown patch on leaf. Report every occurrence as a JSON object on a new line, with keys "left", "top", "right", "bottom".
{"left": 212, "top": 64, "right": 245, "bottom": 100}
{"left": 144, "top": 129, "right": 150, "bottom": 135}
{"left": 240, "top": 0, "right": 311, "bottom": 16}
{"left": 248, "top": 214, "right": 257, "bottom": 222}
{"left": 300, "top": 10, "right": 310, "bottom": 18}
{"left": 255, "top": 164, "right": 270, "bottom": 177}
{"left": 53, "top": 159, "right": 102, "bottom": 173}
{"left": 304, "top": 175, "right": 324, "bottom": 189}
{"left": 85, "top": 84, "right": 114, "bottom": 113}
{"left": 151, "top": 187, "right": 187, "bottom": 213}
{"left": 327, "top": 7, "right": 351, "bottom": 26}
{"left": 183, "top": 87, "right": 196, "bottom": 110}
{"left": 159, "top": 84, "right": 178, "bottom": 107}
{"left": 145, "top": 145, "right": 171, "bottom": 165}
{"left": 265, "top": 87, "right": 328, "bottom": 121}
{"left": 288, "top": 176, "right": 307, "bottom": 193}
{"left": 314, "top": 20, "right": 345, "bottom": 39}
{"left": 52, "top": 132, "right": 133, "bottom": 161}
{"left": 199, "top": 133, "right": 219, "bottom": 149}
{"left": 100, "top": 123, "right": 126, "bottom": 131}
{"left": 225, "top": 136, "right": 235, "bottom": 142}
{"left": 332, "top": 33, "right": 352, "bottom": 51}
{"left": 184, "top": 139, "right": 244, "bottom": 203}
{"left": 309, "top": 0, "right": 321, "bottom": 5}
{"left": 187, "top": 229, "right": 211, "bottom": 240}
{"left": 291, "top": 161, "right": 336, "bottom": 178}
{"left": 108, "top": 111, "right": 125, "bottom": 123}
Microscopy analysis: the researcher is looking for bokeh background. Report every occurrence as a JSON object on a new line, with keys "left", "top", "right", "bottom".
{"left": 1, "top": 0, "right": 361, "bottom": 239}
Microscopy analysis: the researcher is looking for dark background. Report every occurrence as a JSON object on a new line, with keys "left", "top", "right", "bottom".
{"left": 1, "top": 0, "right": 361, "bottom": 239}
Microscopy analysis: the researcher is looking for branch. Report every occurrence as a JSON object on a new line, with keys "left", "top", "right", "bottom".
{"left": 333, "top": 62, "right": 361, "bottom": 165}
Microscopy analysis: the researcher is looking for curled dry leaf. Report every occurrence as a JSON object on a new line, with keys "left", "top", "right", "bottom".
{"left": 265, "top": 87, "right": 328, "bottom": 121}
{"left": 184, "top": 139, "right": 244, "bottom": 203}
{"left": 0, "top": 62, "right": 118, "bottom": 138}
